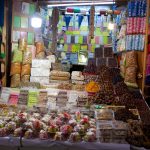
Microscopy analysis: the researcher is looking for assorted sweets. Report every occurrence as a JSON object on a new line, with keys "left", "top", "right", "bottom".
{"left": 0, "top": 110, "right": 96, "bottom": 142}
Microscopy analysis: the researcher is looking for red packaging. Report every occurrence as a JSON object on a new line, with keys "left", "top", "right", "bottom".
{"left": 136, "top": 17, "right": 140, "bottom": 34}
{"left": 127, "top": 18, "right": 132, "bottom": 34}
{"left": 126, "top": 18, "right": 129, "bottom": 34}
{"left": 133, "top": 17, "right": 137, "bottom": 34}
{"left": 140, "top": 18, "right": 144, "bottom": 34}
{"left": 143, "top": 17, "right": 146, "bottom": 34}
{"left": 131, "top": 17, "right": 134, "bottom": 34}
{"left": 67, "top": 8, "right": 74, "bottom": 13}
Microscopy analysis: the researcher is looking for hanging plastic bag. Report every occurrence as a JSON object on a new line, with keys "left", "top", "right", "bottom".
{"left": 10, "top": 63, "right": 21, "bottom": 75}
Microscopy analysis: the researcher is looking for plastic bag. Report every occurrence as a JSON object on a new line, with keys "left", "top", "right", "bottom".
{"left": 10, "top": 63, "right": 21, "bottom": 75}
{"left": 36, "top": 42, "right": 44, "bottom": 54}
{"left": 126, "top": 51, "right": 137, "bottom": 67}
{"left": 11, "top": 74, "right": 20, "bottom": 87}
{"left": 21, "top": 64, "right": 31, "bottom": 76}
{"left": 19, "top": 39, "right": 27, "bottom": 51}
{"left": 21, "top": 75, "right": 30, "bottom": 83}
{"left": 124, "top": 67, "right": 138, "bottom": 88}
{"left": 120, "top": 65, "right": 126, "bottom": 78}
{"left": 23, "top": 50, "right": 32, "bottom": 64}
{"left": 12, "top": 49, "right": 23, "bottom": 63}
{"left": 36, "top": 51, "right": 45, "bottom": 59}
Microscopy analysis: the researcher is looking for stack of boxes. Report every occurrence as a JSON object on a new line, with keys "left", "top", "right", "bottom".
{"left": 95, "top": 46, "right": 118, "bottom": 68}
{"left": 30, "top": 59, "right": 51, "bottom": 84}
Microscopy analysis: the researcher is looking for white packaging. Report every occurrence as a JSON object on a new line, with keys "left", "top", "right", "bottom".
{"left": 47, "top": 55, "right": 56, "bottom": 63}
{"left": 0, "top": 87, "right": 11, "bottom": 103}
{"left": 71, "top": 71, "right": 82, "bottom": 77}
{"left": 30, "top": 76, "right": 49, "bottom": 84}
{"left": 32, "top": 59, "right": 51, "bottom": 68}
{"left": 31, "top": 68, "right": 50, "bottom": 77}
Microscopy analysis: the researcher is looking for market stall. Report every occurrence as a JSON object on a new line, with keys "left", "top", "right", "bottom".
{"left": 0, "top": 0, "right": 150, "bottom": 150}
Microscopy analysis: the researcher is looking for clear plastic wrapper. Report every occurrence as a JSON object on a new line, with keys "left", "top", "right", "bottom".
{"left": 11, "top": 74, "right": 21, "bottom": 88}
{"left": 21, "top": 75, "right": 30, "bottom": 83}
{"left": 126, "top": 51, "right": 137, "bottom": 67}
{"left": 12, "top": 49, "right": 23, "bottom": 63}
{"left": 125, "top": 67, "right": 138, "bottom": 88}
{"left": 36, "top": 42, "right": 44, "bottom": 54}
{"left": 10, "top": 63, "right": 21, "bottom": 76}
{"left": 19, "top": 39, "right": 27, "bottom": 51}
{"left": 32, "top": 59, "right": 51, "bottom": 69}
{"left": 36, "top": 52, "right": 45, "bottom": 59}
{"left": 95, "top": 109, "right": 114, "bottom": 120}
{"left": 21, "top": 64, "right": 31, "bottom": 76}
{"left": 23, "top": 50, "right": 32, "bottom": 64}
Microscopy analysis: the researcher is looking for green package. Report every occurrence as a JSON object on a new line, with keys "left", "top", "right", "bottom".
{"left": 12, "top": 49, "right": 23, "bottom": 63}
{"left": 14, "top": 16, "right": 21, "bottom": 28}
{"left": 29, "top": 4, "right": 35, "bottom": 15}
{"left": 27, "top": 32, "right": 34, "bottom": 44}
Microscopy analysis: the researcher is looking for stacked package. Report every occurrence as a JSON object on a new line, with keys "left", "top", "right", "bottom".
{"left": 38, "top": 90, "right": 48, "bottom": 107}
{"left": 10, "top": 38, "right": 33, "bottom": 87}
{"left": 10, "top": 39, "right": 26, "bottom": 87}
{"left": 71, "top": 71, "right": 85, "bottom": 84}
{"left": 56, "top": 91, "right": 68, "bottom": 107}
{"left": 95, "top": 46, "right": 118, "bottom": 68}
{"left": 95, "top": 109, "right": 128, "bottom": 143}
{"left": 35, "top": 42, "right": 45, "bottom": 59}
{"left": 21, "top": 47, "right": 32, "bottom": 83}
{"left": 50, "top": 70, "right": 70, "bottom": 81}
{"left": 30, "top": 59, "right": 51, "bottom": 84}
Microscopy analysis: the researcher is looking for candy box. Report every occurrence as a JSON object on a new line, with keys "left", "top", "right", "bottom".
{"left": 32, "top": 59, "right": 51, "bottom": 69}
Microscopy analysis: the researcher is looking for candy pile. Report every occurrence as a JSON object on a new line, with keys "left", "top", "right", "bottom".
{"left": 0, "top": 111, "right": 96, "bottom": 142}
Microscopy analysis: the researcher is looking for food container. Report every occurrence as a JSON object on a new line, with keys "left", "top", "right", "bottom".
{"left": 95, "top": 109, "right": 114, "bottom": 120}
{"left": 112, "top": 121, "right": 128, "bottom": 138}
{"left": 97, "top": 121, "right": 113, "bottom": 138}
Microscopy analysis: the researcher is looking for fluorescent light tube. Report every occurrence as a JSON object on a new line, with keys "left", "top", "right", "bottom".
{"left": 47, "top": 2, "right": 115, "bottom": 7}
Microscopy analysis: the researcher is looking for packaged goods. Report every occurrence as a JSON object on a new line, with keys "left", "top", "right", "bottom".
{"left": 51, "top": 63, "right": 62, "bottom": 71}
{"left": 124, "top": 67, "right": 138, "bottom": 88}
{"left": 18, "top": 90, "right": 28, "bottom": 105}
{"left": 27, "top": 45, "right": 36, "bottom": 59}
{"left": 23, "top": 50, "right": 32, "bottom": 64}
{"left": 32, "top": 59, "right": 51, "bottom": 69}
{"left": 126, "top": 51, "right": 137, "bottom": 67}
{"left": 95, "top": 46, "right": 103, "bottom": 58}
{"left": 19, "top": 39, "right": 27, "bottom": 51}
{"left": 104, "top": 47, "right": 113, "bottom": 57}
{"left": 21, "top": 64, "right": 31, "bottom": 76}
{"left": 96, "top": 58, "right": 107, "bottom": 67}
{"left": 12, "top": 49, "right": 23, "bottom": 63}
{"left": 115, "top": 108, "right": 138, "bottom": 122}
{"left": 11, "top": 74, "right": 21, "bottom": 87}
{"left": 50, "top": 76, "right": 69, "bottom": 81}
{"left": 35, "top": 42, "right": 44, "bottom": 54}
{"left": 85, "top": 81, "right": 100, "bottom": 93}
{"left": 31, "top": 68, "right": 50, "bottom": 77}
{"left": 10, "top": 63, "right": 21, "bottom": 75}
{"left": 30, "top": 76, "right": 49, "bottom": 84}
{"left": 108, "top": 58, "right": 118, "bottom": 68}
{"left": 95, "top": 109, "right": 114, "bottom": 120}
{"left": 36, "top": 51, "right": 45, "bottom": 59}
{"left": 21, "top": 75, "right": 30, "bottom": 83}
{"left": 72, "top": 84, "right": 85, "bottom": 91}
{"left": 50, "top": 71, "right": 70, "bottom": 78}
{"left": 58, "top": 83, "right": 72, "bottom": 90}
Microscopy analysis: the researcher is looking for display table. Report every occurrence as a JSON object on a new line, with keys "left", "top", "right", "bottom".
{"left": 0, "top": 137, "right": 149, "bottom": 150}
{"left": 0, "top": 137, "right": 20, "bottom": 150}
{"left": 20, "top": 139, "right": 130, "bottom": 150}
